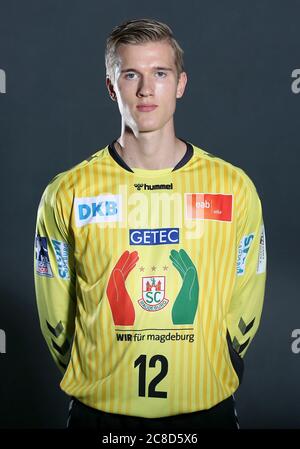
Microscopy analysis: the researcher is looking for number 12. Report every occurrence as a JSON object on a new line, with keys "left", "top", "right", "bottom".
{"left": 134, "top": 354, "right": 168, "bottom": 398}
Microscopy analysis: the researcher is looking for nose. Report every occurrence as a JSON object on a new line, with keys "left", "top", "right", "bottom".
{"left": 137, "top": 75, "right": 153, "bottom": 97}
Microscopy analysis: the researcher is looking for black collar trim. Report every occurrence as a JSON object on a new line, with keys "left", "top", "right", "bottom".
{"left": 108, "top": 140, "right": 134, "bottom": 172}
{"left": 108, "top": 139, "right": 193, "bottom": 173}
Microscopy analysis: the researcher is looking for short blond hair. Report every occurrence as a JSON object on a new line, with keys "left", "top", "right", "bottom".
{"left": 105, "top": 18, "right": 185, "bottom": 82}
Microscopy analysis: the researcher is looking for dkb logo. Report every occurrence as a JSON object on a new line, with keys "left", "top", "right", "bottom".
{"left": 75, "top": 194, "right": 122, "bottom": 227}
{"left": 0, "top": 329, "right": 6, "bottom": 353}
{"left": 0, "top": 69, "right": 6, "bottom": 94}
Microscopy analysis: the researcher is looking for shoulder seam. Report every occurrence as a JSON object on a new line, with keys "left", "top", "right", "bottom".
{"left": 46, "top": 146, "right": 109, "bottom": 190}
{"left": 192, "top": 145, "right": 255, "bottom": 190}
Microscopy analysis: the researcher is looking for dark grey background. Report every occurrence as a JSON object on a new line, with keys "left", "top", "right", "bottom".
{"left": 0, "top": 0, "right": 299, "bottom": 429}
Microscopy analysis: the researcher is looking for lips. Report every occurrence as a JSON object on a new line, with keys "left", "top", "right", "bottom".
{"left": 136, "top": 105, "right": 158, "bottom": 112}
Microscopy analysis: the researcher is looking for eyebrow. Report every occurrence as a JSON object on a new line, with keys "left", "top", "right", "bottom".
{"left": 120, "top": 67, "right": 174, "bottom": 73}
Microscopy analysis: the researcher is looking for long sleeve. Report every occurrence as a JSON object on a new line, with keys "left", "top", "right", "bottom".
{"left": 34, "top": 174, "right": 76, "bottom": 374}
{"left": 227, "top": 174, "right": 267, "bottom": 361}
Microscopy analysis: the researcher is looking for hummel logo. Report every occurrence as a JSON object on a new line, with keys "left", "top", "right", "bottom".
{"left": 134, "top": 183, "right": 173, "bottom": 191}
{"left": 134, "top": 183, "right": 144, "bottom": 191}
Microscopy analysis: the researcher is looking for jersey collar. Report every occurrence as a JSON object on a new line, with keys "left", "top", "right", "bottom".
{"left": 108, "top": 139, "right": 193, "bottom": 173}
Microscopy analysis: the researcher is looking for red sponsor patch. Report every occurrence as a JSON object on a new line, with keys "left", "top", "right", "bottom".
{"left": 185, "top": 193, "right": 233, "bottom": 222}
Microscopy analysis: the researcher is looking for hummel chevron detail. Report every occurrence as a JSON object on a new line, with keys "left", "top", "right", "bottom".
{"left": 52, "top": 338, "right": 70, "bottom": 356}
{"left": 238, "top": 317, "right": 255, "bottom": 335}
{"left": 233, "top": 336, "right": 250, "bottom": 354}
{"left": 58, "top": 360, "right": 67, "bottom": 370}
{"left": 46, "top": 320, "right": 64, "bottom": 338}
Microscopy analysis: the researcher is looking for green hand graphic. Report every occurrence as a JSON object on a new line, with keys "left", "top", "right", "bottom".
{"left": 170, "top": 249, "right": 199, "bottom": 324}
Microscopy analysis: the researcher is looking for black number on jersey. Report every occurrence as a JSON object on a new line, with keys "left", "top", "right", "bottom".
{"left": 134, "top": 354, "right": 168, "bottom": 398}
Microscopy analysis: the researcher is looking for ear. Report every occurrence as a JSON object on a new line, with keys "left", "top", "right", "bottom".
{"left": 176, "top": 72, "right": 188, "bottom": 99}
{"left": 106, "top": 77, "right": 117, "bottom": 101}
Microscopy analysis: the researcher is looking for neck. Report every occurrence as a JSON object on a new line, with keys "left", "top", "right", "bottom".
{"left": 115, "top": 124, "right": 186, "bottom": 170}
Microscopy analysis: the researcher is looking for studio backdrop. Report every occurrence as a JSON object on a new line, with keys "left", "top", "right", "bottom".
{"left": 0, "top": 0, "right": 299, "bottom": 429}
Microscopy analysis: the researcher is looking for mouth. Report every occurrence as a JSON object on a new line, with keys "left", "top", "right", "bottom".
{"left": 136, "top": 105, "right": 158, "bottom": 112}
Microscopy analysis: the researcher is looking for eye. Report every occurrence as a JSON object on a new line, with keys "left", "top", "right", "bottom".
{"left": 155, "top": 71, "right": 167, "bottom": 78}
{"left": 124, "top": 72, "right": 138, "bottom": 80}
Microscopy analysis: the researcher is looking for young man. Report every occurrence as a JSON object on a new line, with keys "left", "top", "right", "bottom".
{"left": 34, "top": 19, "right": 267, "bottom": 431}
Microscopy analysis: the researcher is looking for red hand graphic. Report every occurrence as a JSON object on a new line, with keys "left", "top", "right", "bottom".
{"left": 106, "top": 250, "right": 139, "bottom": 325}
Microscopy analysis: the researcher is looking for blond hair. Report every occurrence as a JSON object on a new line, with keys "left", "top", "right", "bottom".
{"left": 105, "top": 18, "right": 184, "bottom": 81}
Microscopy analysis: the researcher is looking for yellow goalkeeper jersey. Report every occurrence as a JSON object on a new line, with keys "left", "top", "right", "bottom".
{"left": 34, "top": 140, "right": 266, "bottom": 418}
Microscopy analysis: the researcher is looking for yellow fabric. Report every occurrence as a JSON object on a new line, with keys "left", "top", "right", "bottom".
{"left": 34, "top": 143, "right": 266, "bottom": 418}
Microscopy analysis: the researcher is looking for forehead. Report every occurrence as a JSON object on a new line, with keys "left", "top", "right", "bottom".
{"left": 115, "top": 41, "right": 176, "bottom": 70}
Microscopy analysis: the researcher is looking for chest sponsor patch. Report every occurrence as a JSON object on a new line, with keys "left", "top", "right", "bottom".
{"left": 257, "top": 224, "right": 266, "bottom": 274}
{"left": 138, "top": 276, "right": 169, "bottom": 312}
{"left": 51, "top": 239, "right": 70, "bottom": 279}
{"left": 129, "top": 228, "right": 179, "bottom": 245}
{"left": 237, "top": 233, "right": 255, "bottom": 276}
{"left": 35, "top": 235, "right": 53, "bottom": 277}
{"left": 75, "top": 194, "right": 122, "bottom": 227}
{"left": 185, "top": 193, "right": 233, "bottom": 222}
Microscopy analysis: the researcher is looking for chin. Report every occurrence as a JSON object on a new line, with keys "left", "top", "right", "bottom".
{"left": 137, "top": 126, "right": 161, "bottom": 133}
{"left": 136, "top": 121, "right": 162, "bottom": 133}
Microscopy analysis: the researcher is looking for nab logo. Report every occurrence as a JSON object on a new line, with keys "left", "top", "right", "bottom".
{"left": 0, "top": 69, "right": 6, "bottom": 94}
{"left": 185, "top": 193, "right": 233, "bottom": 222}
{"left": 75, "top": 194, "right": 122, "bottom": 227}
{"left": 129, "top": 228, "right": 179, "bottom": 245}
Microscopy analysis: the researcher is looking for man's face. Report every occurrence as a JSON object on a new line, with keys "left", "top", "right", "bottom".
{"left": 107, "top": 40, "right": 187, "bottom": 134}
